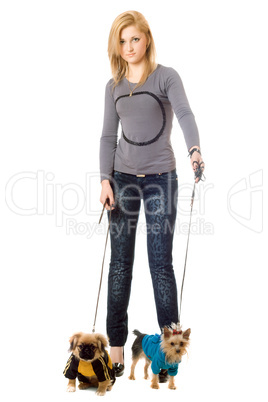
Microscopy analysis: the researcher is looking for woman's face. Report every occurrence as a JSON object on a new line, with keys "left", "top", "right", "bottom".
{"left": 119, "top": 25, "right": 148, "bottom": 67}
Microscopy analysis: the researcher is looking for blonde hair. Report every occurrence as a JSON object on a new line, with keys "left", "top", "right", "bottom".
{"left": 108, "top": 10, "right": 157, "bottom": 88}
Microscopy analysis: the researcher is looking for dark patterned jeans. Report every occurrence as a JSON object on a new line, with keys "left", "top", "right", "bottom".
{"left": 107, "top": 169, "right": 179, "bottom": 346}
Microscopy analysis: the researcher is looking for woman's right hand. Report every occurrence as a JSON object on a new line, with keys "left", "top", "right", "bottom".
{"left": 100, "top": 180, "right": 115, "bottom": 210}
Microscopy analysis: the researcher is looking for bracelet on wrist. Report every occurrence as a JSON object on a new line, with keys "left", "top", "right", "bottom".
{"left": 188, "top": 147, "right": 201, "bottom": 157}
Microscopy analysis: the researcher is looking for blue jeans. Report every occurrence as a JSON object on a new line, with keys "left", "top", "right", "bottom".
{"left": 107, "top": 169, "right": 179, "bottom": 346}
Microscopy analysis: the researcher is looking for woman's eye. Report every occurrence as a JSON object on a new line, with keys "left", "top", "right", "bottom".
{"left": 133, "top": 38, "right": 140, "bottom": 42}
{"left": 120, "top": 40, "right": 125, "bottom": 44}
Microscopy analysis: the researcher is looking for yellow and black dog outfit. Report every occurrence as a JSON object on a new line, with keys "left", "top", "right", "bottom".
{"left": 63, "top": 350, "right": 116, "bottom": 385}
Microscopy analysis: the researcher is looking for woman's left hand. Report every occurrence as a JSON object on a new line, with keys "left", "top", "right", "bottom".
{"left": 189, "top": 146, "right": 205, "bottom": 183}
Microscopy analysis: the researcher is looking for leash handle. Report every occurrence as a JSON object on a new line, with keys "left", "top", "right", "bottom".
{"left": 92, "top": 200, "right": 112, "bottom": 333}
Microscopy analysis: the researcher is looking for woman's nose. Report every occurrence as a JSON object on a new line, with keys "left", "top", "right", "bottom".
{"left": 127, "top": 41, "right": 134, "bottom": 51}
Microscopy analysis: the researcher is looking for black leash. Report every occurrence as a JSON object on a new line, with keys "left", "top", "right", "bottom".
{"left": 179, "top": 162, "right": 205, "bottom": 323}
{"left": 92, "top": 200, "right": 112, "bottom": 333}
{"left": 179, "top": 182, "right": 195, "bottom": 322}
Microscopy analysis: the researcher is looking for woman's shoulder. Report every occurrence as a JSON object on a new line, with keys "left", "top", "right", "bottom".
{"left": 105, "top": 77, "right": 115, "bottom": 90}
{"left": 106, "top": 77, "right": 115, "bottom": 85}
{"left": 157, "top": 64, "right": 181, "bottom": 79}
{"left": 155, "top": 64, "right": 182, "bottom": 93}
{"left": 104, "top": 77, "right": 118, "bottom": 98}
{"left": 105, "top": 76, "right": 126, "bottom": 94}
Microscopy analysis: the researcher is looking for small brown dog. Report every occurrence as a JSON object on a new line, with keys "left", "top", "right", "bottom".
{"left": 63, "top": 332, "right": 115, "bottom": 396}
{"left": 129, "top": 323, "right": 190, "bottom": 390}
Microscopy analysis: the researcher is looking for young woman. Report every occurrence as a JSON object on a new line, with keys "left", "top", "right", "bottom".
{"left": 99, "top": 10, "right": 204, "bottom": 377}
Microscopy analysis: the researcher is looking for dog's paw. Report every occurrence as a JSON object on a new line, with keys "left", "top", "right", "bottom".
{"left": 96, "top": 390, "right": 106, "bottom": 396}
{"left": 168, "top": 377, "right": 177, "bottom": 390}
{"left": 78, "top": 382, "right": 91, "bottom": 390}
{"left": 128, "top": 374, "right": 135, "bottom": 380}
{"left": 151, "top": 374, "right": 160, "bottom": 389}
{"left": 66, "top": 385, "right": 76, "bottom": 392}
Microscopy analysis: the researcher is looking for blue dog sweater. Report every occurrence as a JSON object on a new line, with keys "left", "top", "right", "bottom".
{"left": 142, "top": 334, "right": 180, "bottom": 376}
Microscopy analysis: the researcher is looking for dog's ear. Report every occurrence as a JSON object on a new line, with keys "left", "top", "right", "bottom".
{"left": 163, "top": 327, "right": 171, "bottom": 339}
{"left": 69, "top": 332, "right": 83, "bottom": 352}
{"left": 96, "top": 334, "right": 108, "bottom": 351}
{"left": 183, "top": 328, "right": 191, "bottom": 340}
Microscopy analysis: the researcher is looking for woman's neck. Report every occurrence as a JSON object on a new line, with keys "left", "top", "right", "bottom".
{"left": 126, "top": 60, "right": 146, "bottom": 83}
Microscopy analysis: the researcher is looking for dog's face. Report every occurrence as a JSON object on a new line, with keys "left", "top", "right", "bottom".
{"left": 161, "top": 323, "right": 191, "bottom": 364}
{"left": 69, "top": 332, "right": 108, "bottom": 363}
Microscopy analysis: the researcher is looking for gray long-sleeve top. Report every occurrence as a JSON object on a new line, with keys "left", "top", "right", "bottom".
{"left": 99, "top": 64, "right": 200, "bottom": 182}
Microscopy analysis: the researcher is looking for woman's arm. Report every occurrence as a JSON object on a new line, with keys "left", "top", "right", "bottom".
{"left": 165, "top": 68, "right": 205, "bottom": 181}
{"left": 165, "top": 67, "right": 200, "bottom": 149}
{"left": 99, "top": 81, "right": 119, "bottom": 209}
{"left": 99, "top": 81, "right": 119, "bottom": 182}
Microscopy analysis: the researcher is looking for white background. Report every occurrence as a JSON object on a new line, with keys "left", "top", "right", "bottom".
{"left": 1, "top": 0, "right": 267, "bottom": 401}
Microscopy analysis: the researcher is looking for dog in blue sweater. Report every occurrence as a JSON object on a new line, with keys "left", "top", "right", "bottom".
{"left": 129, "top": 323, "right": 191, "bottom": 390}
